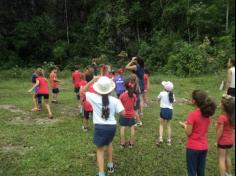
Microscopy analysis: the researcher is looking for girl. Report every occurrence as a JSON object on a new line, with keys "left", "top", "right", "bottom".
{"left": 156, "top": 81, "right": 175, "bottom": 146}
{"left": 143, "top": 69, "right": 150, "bottom": 107}
{"left": 119, "top": 80, "right": 137, "bottom": 149}
{"left": 129, "top": 74, "right": 142, "bottom": 126}
{"left": 216, "top": 94, "right": 235, "bottom": 176}
{"left": 81, "top": 76, "right": 124, "bottom": 176}
{"left": 50, "top": 66, "right": 60, "bottom": 103}
{"left": 28, "top": 68, "right": 53, "bottom": 119}
{"left": 114, "top": 69, "right": 126, "bottom": 98}
{"left": 180, "top": 90, "right": 217, "bottom": 176}
{"left": 225, "top": 59, "right": 235, "bottom": 97}
{"left": 80, "top": 73, "right": 95, "bottom": 132}
{"left": 31, "top": 69, "right": 42, "bottom": 111}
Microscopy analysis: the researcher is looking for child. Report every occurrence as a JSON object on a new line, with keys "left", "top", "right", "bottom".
{"left": 156, "top": 81, "right": 175, "bottom": 146}
{"left": 143, "top": 69, "right": 150, "bottom": 107}
{"left": 50, "top": 66, "right": 60, "bottom": 103}
{"left": 119, "top": 80, "right": 137, "bottom": 149}
{"left": 72, "top": 65, "right": 81, "bottom": 102}
{"left": 114, "top": 69, "right": 126, "bottom": 98}
{"left": 81, "top": 76, "right": 124, "bottom": 176}
{"left": 129, "top": 74, "right": 142, "bottom": 126}
{"left": 31, "top": 69, "right": 42, "bottom": 111}
{"left": 216, "top": 94, "right": 235, "bottom": 176}
{"left": 179, "top": 90, "right": 217, "bottom": 176}
{"left": 28, "top": 68, "right": 53, "bottom": 119}
{"left": 79, "top": 73, "right": 95, "bottom": 132}
{"left": 225, "top": 59, "right": 235, "bottom": 97}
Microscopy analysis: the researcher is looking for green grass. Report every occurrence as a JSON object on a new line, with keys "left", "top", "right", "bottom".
{"left": 0, "top": 73, "right": 235, "bottom": 176}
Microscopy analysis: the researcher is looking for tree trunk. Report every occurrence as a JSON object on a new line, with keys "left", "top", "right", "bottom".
{"left": 226, "top": 0, "right": 229, "bottom": 32}
{"left": 136, "top": 19, "right": 140, "bottom": 43}
{"left": 65, "top": 0, "right": 70, "bottom": 44}
{"left": 187, "top": 0, "right": 191, "bottom": 43}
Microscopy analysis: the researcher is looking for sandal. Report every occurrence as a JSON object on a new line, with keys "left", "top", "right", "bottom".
{"left": 31, "top": 108, "right": 40, "bottom": 112}
{"left": 48, "top": 114, "right": 54, "bottom": 119}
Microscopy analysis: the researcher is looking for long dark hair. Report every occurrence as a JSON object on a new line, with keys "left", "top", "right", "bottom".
{"left": 102, "top": 94, "right": 110, "bottom": 120}
{"left": 192, "top": 90, "right": 216, "bottom": 117}
{"left": 222, "top": 95, "right": 235, "bottom": 127}
{"left": 169, "top": 92, "right": 174, "bottom": 104}
{"left": 125, "top": 79, "right": 135, "bottom": 97}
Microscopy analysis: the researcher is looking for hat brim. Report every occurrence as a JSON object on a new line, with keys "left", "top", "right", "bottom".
{"left": 93, "top": 81, "right": 116, "bottom": 95}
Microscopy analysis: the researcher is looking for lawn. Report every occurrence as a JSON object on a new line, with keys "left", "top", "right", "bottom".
{"left": 0, "top": 73, "right": 235, "bottom": 176}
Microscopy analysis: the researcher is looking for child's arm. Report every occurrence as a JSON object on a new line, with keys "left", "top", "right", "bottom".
{"left": 125, "top": 57, "right": 137, "bottom": 71}
{"left": 179, "top": 121, "right": 193, "bottom": 136}
{"left": 147, "top": 77, "right": 150, "bottom": 91}
{"left": 80, "top": 76, "right": 100, "bottom": 94}
{"left": 216, "top": 123, "right": 224, "bottom": 144}
{"left": 28, "top": 80, "right": 39, "bottom": 93}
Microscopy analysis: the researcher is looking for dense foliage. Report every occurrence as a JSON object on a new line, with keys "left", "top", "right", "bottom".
{"left": 0, "top": 0, "right": 235, "bottom": 75}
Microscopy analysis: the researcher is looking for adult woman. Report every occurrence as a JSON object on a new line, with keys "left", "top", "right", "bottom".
{"left": 81, "top": 76, "right": 124, "bottom": 176}
{"left": 225, "top": 59, "right": 235, "bottom": 97}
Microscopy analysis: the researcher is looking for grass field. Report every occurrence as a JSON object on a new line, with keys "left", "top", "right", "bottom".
{"left": 0, "top": 73, "right": 235, "bottom": 176}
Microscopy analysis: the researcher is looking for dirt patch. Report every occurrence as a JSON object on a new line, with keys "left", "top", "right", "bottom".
{"left": 175, "top": 98, "right": 192, "bottom": 105}
{"left": 9, "top": 116, "right": 61, "bottom": 125}
{"left": 1, "top": 144, "right": 33, "bottom": 155}
{"left": 0, "top": 105, "right": 28, "bottom": 114}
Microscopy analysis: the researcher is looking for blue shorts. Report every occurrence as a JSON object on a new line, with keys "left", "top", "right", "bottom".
{"left": 160, "top": 108, "right": 173, "bottom": 120}
{"left": 119, "top": 117, "right": 136, "bottom": 127}
{"left": 94, "top": 125, "right": 116, "bottom": 147}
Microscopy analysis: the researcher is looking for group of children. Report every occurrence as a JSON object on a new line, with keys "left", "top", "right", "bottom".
{"left": 27, "top": 58, "right": 235, "bottom": 176}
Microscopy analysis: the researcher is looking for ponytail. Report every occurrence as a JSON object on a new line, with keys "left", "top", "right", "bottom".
{"left": 102, "top": 94, "right": 110, "bottom": 120}
{"left": 169, "top": 92, "right": 174, "bottom": 103}
{"left": 192, "top": 90, "right": 216, "bottom": 118}
{"left": 200, "top": 97, "right": 217, "bottom": 117}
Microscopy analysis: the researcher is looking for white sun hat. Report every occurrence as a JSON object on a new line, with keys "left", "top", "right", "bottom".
{"left": 93, "top": 76, "right": 116, "bottom": 95}
{"left": 162, "top": 81, "right": 174, "bottom": 92}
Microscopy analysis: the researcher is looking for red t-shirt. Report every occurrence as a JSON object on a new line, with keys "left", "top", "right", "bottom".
{"left": 186, "top": 109, "right": 211, "bottom": 150}
{"left": 144, "top": 74, "right": 149, "bottom": 91}
{"left": 120, "top": 92, "right": 137, "bottom": 118}
{"left": 37, "top": 76, "right": 49, "bottom": 94}
{"left": 50, "top": 72, "right": 59, "bottom": 89}
{"left": 72, "top": 71, "right": 81, "bottom": 88}
{"left": 80, "top": 81, "right": 95, "bottom": 112}
{"left": 217, "top": 115, "right": 234, "bottom": 145}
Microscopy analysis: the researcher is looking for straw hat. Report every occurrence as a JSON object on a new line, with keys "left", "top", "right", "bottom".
{"left": 162, "top": 81, "right": 174, "bottom": 92}
{"left": 93, "top": 77, "right": 116, "bottom": 95}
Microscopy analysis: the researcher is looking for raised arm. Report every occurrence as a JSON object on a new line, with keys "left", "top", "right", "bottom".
{"left": 125, "top": 57, "right": 138, "bottom": 71}
{"left": 80, "top": 76, "right": 100, "bottom": 94}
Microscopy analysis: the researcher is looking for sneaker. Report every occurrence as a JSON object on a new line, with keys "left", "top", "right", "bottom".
{"left": 167, "top": 139, "right": 172, "bottom": 146}
{"left": 156, "top": 139, "right": 164, "bottom": 146}
{"left": 107, "top": 166, "right": 114, "bottom": 173}
{"left": 82, "top": 126, "right": 88, "bottom": 132}
{"left": 135, "top": 121, "right": 143, "bottom": 127}
{"left": 120, "top": 144, "right": 126, "bottom": 149}
{"left": 129, "top": 143, "right": 134, "bottom": 149}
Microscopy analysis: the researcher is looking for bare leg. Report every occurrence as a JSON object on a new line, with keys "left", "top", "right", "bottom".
{"left": 218, "top": 148, "right": 227, "bottom": 176}
{"left": 226, "top": 150, "right": 232, "bottom": 175}
{"left": 44, "top": 99, "right": 53, "bottom": 118}
{"left": 167, "top": 120, "right": 172, "bottom": 141}
{"left": 136, "top": 111, "right": 141, "bottom": 123}
{"left": 120, "top": 127, "right": 126, "bottom": 145}
{"left": 130, "top": 126, "right": 135, "bottom": 145}
{"left": 107, "top": 143, "right": 113, "bottom": 164}
{"left": 159, "top": 118, "right": 164, "bottom": 141}
{"left": 97, "top": 146, "right": 105, "bottom": 173}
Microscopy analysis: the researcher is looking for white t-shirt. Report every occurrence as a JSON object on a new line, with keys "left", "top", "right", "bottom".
{"left": 157, "top": 91, "right": 175, "bottom": 110}
{"left": 86, "top": 92, "right": 124, "bottom": 125}
{"left": 230, "top": 67, "right": 235, "bottom": 88}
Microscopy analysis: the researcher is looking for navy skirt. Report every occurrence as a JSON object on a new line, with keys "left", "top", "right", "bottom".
{"left": 160, "top": 108, "right": 173, "bottom": 120}
{"left": 94, "top": 124, "right": 116, "bottom": 147}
